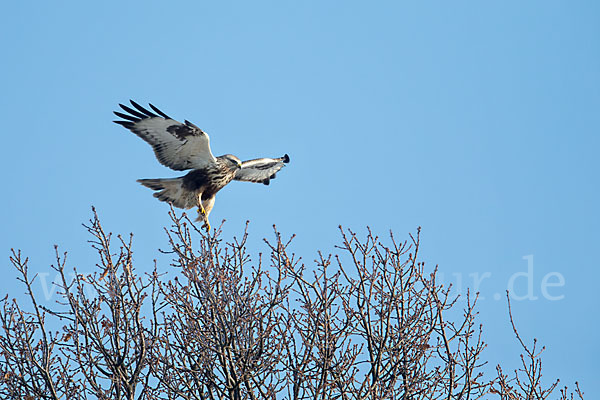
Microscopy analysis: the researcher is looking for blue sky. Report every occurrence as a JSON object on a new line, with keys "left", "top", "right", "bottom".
{"left": 1, "top": 1, "right": 598, "bottom": 395}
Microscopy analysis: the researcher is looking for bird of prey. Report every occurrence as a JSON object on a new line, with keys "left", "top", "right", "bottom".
{"left": 113, "top": 100, "right": 290, "bottom": 230}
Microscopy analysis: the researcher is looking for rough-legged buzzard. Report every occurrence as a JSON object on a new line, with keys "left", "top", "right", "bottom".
{"left": 113, "top": 100, "right": 290, "bottom": 230}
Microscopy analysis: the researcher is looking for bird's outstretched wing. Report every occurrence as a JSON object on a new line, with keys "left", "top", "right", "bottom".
{"left": 234, "top": 154, "right": 290, "bottom": 185}
{"left": 113, "top": 100, "right": 216, "bottom": 171}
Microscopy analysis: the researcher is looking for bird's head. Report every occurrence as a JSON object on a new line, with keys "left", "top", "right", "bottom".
{"left": 222, "top": 154, "right": 242, "bottom": 170}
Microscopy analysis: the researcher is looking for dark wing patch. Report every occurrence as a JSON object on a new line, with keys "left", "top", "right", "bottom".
{"left": 166, "top": 121, "right": 205, "bottom": 140}
{"left": 234, "top": 155, "right": 290, "bottom": 185}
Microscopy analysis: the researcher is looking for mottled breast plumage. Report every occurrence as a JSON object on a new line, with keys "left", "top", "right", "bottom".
{"left": 182, "top": 158, "right": 239, "bottom": 200}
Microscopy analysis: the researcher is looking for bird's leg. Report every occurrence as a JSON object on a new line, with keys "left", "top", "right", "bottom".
{"left": 194, "top": 207, "right": 210, "bottom": 231}
{"left": 196, "top": 193, "right": 211, "bottom": 231}
{"left": 197, "top": 206, "right": 210, "bottom": 230}
{"left": 197, "top": 193, "right": 206, "bottom": 216}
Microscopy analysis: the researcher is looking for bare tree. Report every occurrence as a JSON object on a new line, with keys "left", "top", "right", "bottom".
{"left": 0, "top": 210, "right": 585, "bottom": 399}
{"left": 0, "top": 210, "right": 158, "bottom": 400}
{"left": 491, "top": 294, "right": 585, "bottom": 400}
{"left": 150, "top": 217, "right": 292, "bottom": 399}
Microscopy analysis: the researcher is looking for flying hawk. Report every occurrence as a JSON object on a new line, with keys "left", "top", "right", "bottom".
{"left": 113, "top": 100, "right": 290, "bottom": 230}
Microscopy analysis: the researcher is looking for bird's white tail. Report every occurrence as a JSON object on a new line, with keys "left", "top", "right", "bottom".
{"left": 137, "top": 178, "right": 197, "bottom": 209}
